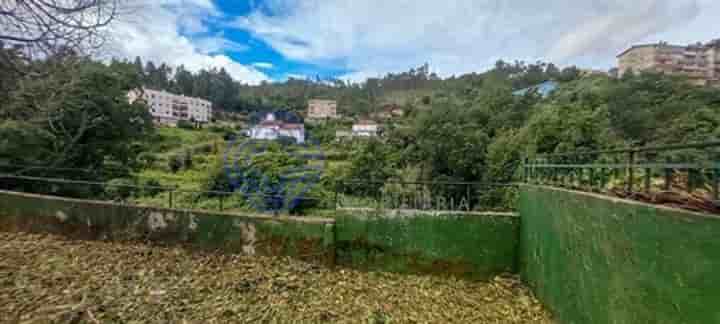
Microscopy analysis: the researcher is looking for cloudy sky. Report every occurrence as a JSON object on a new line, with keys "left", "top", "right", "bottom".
{"left": 108, "top": 0, "right": 719, "bottom": 84}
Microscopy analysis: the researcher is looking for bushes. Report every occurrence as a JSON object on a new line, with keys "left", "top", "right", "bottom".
{"left": 136, "top": 152, "right": 158, "bottom": 169}
{"left": 141, "top": 178, "right": 163, "bottom": 197}
{"left": 277, "top": 135, "right": 297, "bottom": 147}
{"left": 183, "top": 151, "right": 193, "bottom": 169}
{"left": 168, "top": 155, "right": 183, "bottom": 173}
{"left": 177, "top": 120, "right": 195, "bottom": 129}
{"left": 168, "top": 150, "right": 195, "bottom": 173}
{"left": 105, "top": 178, "right": 137, "bottom": 200}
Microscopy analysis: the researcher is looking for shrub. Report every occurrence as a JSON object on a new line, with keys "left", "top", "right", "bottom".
{"left": 177, "top": 120, "right": 195, "bottom": 129}
{"left": 168, "top": 155, "right": 183, "bottom": 173}
{"left": 183, "top": 150, "right": 193, "bottom": 169}
{"left": 142, "top": 178, "right": 163, "bottom": 197}
{"left": 105, "top": 178, "right": 137, "bottom": 201}
{"left": 194, "top": 143, "right": 214, "bottom": 154}
{"left": 223, "top": 131, "right": 237, "bottom": 141}
{"left": 136, "top": 152, "right": 158, "bottom": 169}
{"left": 277, "top": 135, "right": 297, "bottom": 147}
{"left": 209, "top": 125, "right": 226, "bottom": 133}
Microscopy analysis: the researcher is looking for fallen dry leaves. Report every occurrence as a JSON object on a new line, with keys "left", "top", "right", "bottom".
{"left": 0, "top": 231, "right": 553, "bottom": 323}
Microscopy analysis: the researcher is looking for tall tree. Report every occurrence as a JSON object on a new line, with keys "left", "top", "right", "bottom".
{"left": 174, "top": 65, "right": 194, "bottom": 95}
{"left": 0, "top": 55, "right": 153, "bottom": 173}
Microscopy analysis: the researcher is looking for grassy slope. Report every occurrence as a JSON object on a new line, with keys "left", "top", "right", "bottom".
{"left": 133, "top": 127, "right": 226, "bottom": 209}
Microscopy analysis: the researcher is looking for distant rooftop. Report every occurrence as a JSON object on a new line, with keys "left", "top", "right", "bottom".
{"left": 512, "top": 80, "right": 558, "bottom": 98}
{"left": 617, "top": 39, "right": 720, "bottom": 58}
{"left": 355, "top": 119, "right": 378, "bottom": 126}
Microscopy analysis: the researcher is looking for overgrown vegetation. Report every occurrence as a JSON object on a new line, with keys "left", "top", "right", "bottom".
{"left": 3, "top": 41, "right": 719, "bottom": 213}
{"left": 0, "top": 232, "right": 552, "bottom": 323}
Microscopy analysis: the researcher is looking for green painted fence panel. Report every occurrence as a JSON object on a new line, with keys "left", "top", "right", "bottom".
{"left": 0, "top": 190, "right": 334, "bottom": 264}
{"left": 334, "top": 209, "right": 519, "bottom": 280}
{"left": 520, "top": 185, "right": 720, "bottom": 324}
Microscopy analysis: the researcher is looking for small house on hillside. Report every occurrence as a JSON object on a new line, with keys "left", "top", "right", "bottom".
{"left": 307, "top": 99, "right": 338, "bottom": 120}
{"left": 250, "top": 113, "right": 305, "bottom": 144}
{"left": 512, "top": 80, "right": 558, "bottom": 98}
{"left": 371, "top": 104, "right": 404, "bottom": 120}
{"left": 352, "top": 119, "right": 380, "bottom": 137}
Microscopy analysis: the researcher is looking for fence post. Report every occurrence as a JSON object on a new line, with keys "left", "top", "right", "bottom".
{"left": 169, "top": 190, "right": 174, "bottom": 209}
{"left": 713, "top": 161, "right": 719, "bottom": 201}
{"left": 466, "top": 183, "right": 471, "bottom": 211}
{"left": 711, "top": 151, "right": 719, "bottom": 201}
{"left": 627, "top": 151, "right": 635, "bottom": 193}
{"left": 334, "top": 182, "right": 339, "bottom": 210}
{"left": 219, "top": 193, "right": 224, "bottom": 211}
{"left": 664, "top": 157, "right": 672, "bottom": 191}
{"left": 688, "top": 168, "right": 695, "bottom": 193}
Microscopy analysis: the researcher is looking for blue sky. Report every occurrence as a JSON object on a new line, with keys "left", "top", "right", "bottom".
{"left": 110, "top": 0, "right": 719, "bottom": 84}
{"left": 204, "top": 1, "right": 352, "bottom": 81}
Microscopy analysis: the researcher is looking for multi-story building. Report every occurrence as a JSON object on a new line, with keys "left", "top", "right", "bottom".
{"left": 307, "top": 99, "right": 338, "bottom": 120}
{"left": 617, "top": 39, "right": 720, "bottom": 87}
{"left": 128, "top": 88, "right": 212, "bottom": 126}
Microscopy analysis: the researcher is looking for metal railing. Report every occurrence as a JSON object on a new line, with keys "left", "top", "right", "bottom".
{"left": 0, "top": 163, "right": 518, "bottom": 214}
{"left": 335, "top": 179, "right": 517, "bottom": 212}
{"left": 524, "top": 141, "right": 720, "bottom": 206}
{"left": 0, "top": 173, "right": 328, "bottom": 215}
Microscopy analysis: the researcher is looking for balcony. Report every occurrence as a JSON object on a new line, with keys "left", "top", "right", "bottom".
{"left": 683, "top": 71, "right": 707, "bottom": 78}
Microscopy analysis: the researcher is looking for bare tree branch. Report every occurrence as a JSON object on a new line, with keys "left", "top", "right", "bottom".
{"left": 0, "top": 0, "right": 124, "bottom": 69}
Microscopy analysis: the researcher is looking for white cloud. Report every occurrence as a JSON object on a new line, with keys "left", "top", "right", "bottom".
{"left": 195, "top": 37, "right": 249, "bottom": 54}
{"left": 339, "top": 70, "right": 384, "bottom": 84}
{"left": 108, "top": 1, "right": 269, "bottom": 85}
{"left": 252, "top": 62, "right": 275, "bottom": 69}
{"left": 233, "top": 0, "right": 710, "bottom": 77}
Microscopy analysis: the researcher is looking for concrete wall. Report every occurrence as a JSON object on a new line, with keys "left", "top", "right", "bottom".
{"left": 0, "top": 190, "right": 335, "bottom": 264}
{"left": 520, "top": 185, "right": 720, "bottom": 324}
{"left": 0, "top": 191, "right": 519, "bottom": 280}
{"left": 334, "top": 209, "right": 520, "bottom": 280}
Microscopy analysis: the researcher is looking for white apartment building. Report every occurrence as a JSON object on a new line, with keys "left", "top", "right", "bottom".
{"left": 128, "top": 88, "right": 212, "bottom": 126}
{"left": 617, "top": 40, "right": 720, "bottom": 87}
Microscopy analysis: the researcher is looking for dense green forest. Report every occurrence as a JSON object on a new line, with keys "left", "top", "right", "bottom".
{"left": 2, "top": 45, "right": 719, "bottom": 212}
{"left": 126, "top": 57, "right": 584, "bottom": 118}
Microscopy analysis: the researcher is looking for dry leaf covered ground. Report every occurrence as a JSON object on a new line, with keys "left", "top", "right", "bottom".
{"left": 0, "top": 231, "right": 553, "bottom": 323}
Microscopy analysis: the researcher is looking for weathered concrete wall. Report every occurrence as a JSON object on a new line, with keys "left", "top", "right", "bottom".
{"left": 334, "top": 209, "right": 519, "bottom": 280}
{"left": 0, "top": 190, "right": 521, "bottom": 280}
{"left": 0, "top": 190, "right": 335, "bottom": 264}
{"left": 520, "top": 185, "right": 720, "bottom": 324}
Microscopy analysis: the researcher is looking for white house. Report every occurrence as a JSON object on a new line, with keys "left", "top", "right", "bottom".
{"left": 352, "top": 119, "right": 380, "bottom": 137}
{"left": 250, "top": 113, "right": 305, "bottom": 144}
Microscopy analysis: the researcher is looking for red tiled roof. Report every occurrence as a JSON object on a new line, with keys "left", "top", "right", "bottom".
{"left": 280, "top": 123, "right": 304, "bottom": 130}
{"left": 258, "top": 120, "right": 282, "bottom": 127}
{"left": 355, "top": 119, "right": 377, "bottom": 126}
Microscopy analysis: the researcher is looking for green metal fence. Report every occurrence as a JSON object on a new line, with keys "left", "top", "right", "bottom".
{"left": 524, "top": 141, "right": 720, "bottom": 209}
